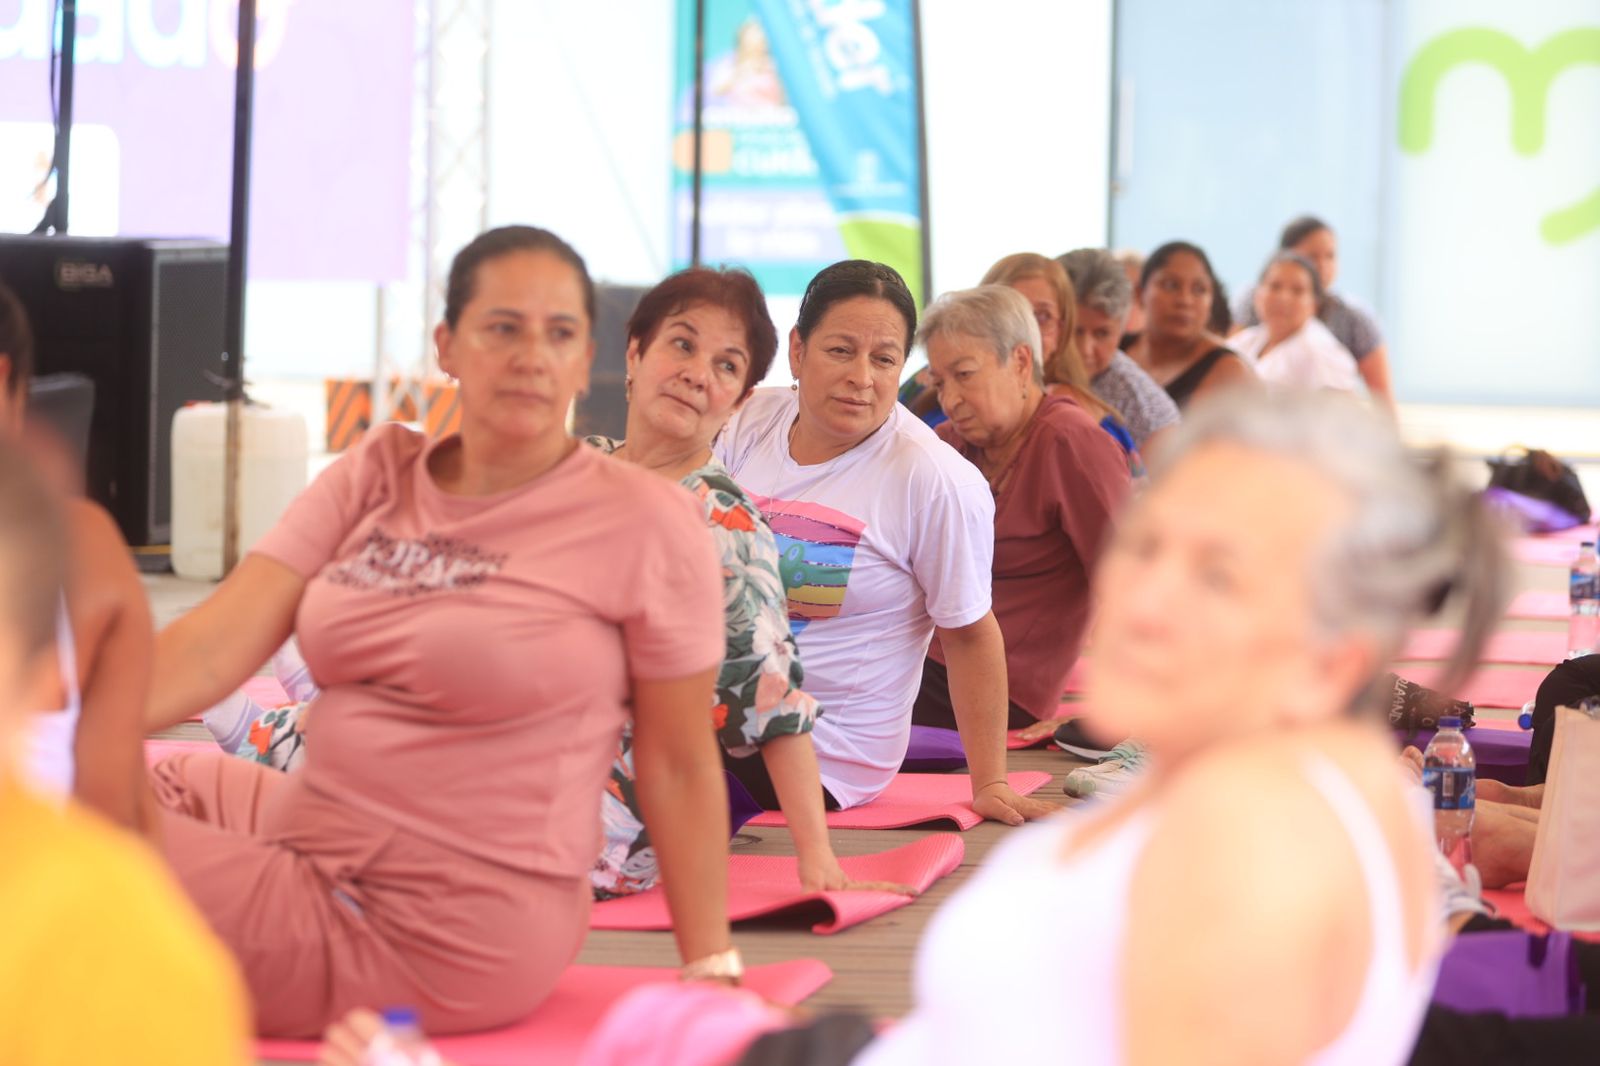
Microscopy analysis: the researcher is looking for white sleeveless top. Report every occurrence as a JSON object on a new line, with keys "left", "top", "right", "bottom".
{"left": 20, "top": 600, "right": 82, "bottom": 796}
{"left": 855, "top": 754, "right": 1438, "bottom": 1066}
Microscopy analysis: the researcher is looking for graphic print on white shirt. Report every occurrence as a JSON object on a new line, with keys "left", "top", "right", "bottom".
{"left": 715, "top": 388, "right": 997, "bottom": 807}
{"left": 752, "top": 495, "right": 866, "bottom": 634}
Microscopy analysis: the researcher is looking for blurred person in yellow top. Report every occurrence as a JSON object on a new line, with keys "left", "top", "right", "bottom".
{"left": 0, "top": 440, "right": 251, "bottom": 1066}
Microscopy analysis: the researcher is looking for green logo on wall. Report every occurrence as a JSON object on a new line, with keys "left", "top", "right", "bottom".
{"left": 1399, "top": 27, "right": 1600, "bottom": 244}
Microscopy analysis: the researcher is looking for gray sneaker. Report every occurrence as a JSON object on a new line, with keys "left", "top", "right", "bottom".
{"left": 1063, "top": 741, "right": 1147, "bottom": 798}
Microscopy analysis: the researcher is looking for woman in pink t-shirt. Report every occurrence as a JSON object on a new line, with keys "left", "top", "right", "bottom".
{"left": 141, "top": 228, "right": 740, "bottom": 1037}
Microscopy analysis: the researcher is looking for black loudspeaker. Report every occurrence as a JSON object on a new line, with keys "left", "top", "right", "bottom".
{"left": 573, "top": 282, "right": 649, "bottom": 441}
{"left": 0, "top": 236, "right": 227, "bottom": 546}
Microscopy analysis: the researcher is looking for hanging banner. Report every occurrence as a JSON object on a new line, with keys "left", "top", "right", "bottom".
{"left": 672, "top": 0, "right": 927, "bottom": 302}
{"left": 0, "top": 0, "right": 413, "bottom": 282}
{"left": 1387, "top": 0, "right": 1600, "bottom": 404}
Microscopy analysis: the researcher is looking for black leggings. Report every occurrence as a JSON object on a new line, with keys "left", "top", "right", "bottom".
{"left": 733, "top": 1013, "right": 876, "bottom": 1066}
{"left": 721, "top": 746, "right": 839, "bottom": 812}
{"left": 1408, "top": 914, "right": 1600, "bottom": 1064}
{"left": 910, "top": 656, "right": 1035, "bottom": 732}
{"left": 1528, "top": 654, "right": 1600, "bottom": 785}
{"left": 1410, "top": 1006, "right": 1600, "bottom": 1064}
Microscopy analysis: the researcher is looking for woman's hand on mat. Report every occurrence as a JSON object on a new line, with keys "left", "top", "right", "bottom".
{"left": 320, "top": 1008, "right": 454, "bottom": 1066}
{"left": 1012, "top": 718, "right": 1066, "bottom": 744}
{"left": 972, "top": 782, "right": 1060, "bottom": 826}
{"left": 798, "top": 853, "right": 916, "bottom": 896}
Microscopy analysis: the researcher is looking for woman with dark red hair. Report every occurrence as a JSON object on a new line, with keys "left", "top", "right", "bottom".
{"left": 586, "top": 266, "right": 890, "bottom": 897}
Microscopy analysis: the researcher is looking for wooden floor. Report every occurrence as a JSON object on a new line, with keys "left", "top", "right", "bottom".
{"left": 136, "top": 554, "right": 1567, "bottom": 1061}
{"left": 578, "top": 742, "right": 1080, "bottom": 1017}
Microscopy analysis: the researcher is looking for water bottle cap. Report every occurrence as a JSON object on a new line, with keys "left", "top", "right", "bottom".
{"left": 382, "top": 1006, "right": 420, "bottom": 1030}
{"left": 1438, "top": 716, "right": 1462, "bottom": 729}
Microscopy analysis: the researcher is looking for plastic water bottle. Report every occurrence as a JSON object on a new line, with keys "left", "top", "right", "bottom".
{"left": 1422, "top": 717, "right": 1475, "bottom": 875}
{"left": 1569, "top": 542, "right": 1600, "bottom": 660}
{"left": 362, "top": 1008, "right": 442, "bottom": 1066}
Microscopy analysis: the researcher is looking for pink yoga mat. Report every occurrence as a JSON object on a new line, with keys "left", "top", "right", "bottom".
{"left": 1533, "top": 523, "right": 1600, "bottom": 543}
{"left": 1507, "top": 590, "right": 1571, "bottom": 621}
{"left": 1482, "top": 886, "right": 1600, "bottom": 943}
{"left": 748, "top": 771, "right": 1052, "bottom": 831}
{"left": 592, "top": 834, "right": 962, "bottom": 935}
{"left": 1511, "top": 538, "right": 1582, "bottom": 568}
{"left": 1400, "top": 666, "right": 1543, "bottom": 709}
{"left": 255, "top": 959, "right": 831, "bottom": 1066}
{"left": 1402, "top": 629, "right": 1565, "bottom": 667}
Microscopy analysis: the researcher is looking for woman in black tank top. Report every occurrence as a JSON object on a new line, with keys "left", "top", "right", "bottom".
{"left": 1123, "top": 242, "right": 1252, "bottom": 410}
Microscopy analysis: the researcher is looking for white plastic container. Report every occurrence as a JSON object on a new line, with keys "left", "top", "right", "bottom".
{"left": 171, "top": 402, "right": 309, "bottom": 581}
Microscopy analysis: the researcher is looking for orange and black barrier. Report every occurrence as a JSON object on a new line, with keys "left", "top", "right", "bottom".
{"left": 323, "top": 378, "right": 420, "bottom": 452}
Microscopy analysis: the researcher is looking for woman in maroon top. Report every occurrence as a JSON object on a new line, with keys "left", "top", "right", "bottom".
{"left": 911, "top": 285, "right": 1130, "bottom": 731}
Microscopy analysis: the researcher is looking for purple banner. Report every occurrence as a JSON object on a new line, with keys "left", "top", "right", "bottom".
{"left": 0, "top": 0, "right": 413, "bottom": 281}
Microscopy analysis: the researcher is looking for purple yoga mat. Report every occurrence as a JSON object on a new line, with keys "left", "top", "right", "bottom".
{"left": 1434, "top": 930, "right": 1584, "bottom": 1018}
{"left": 901, "top": 725, "right": 968, "bottom": 772}
{"left": 1482, "top": 487, "right": 1589, "bottom": 535}
{"left": 725, "top": 771, "right": 765, "bottom": 834}
{"left": 1395, "top": 720, "right": 1531, "bottom": 786}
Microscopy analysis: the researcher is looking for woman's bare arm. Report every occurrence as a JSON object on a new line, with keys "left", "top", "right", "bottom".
{"left": 147, "top": 554, "right": 305, "bottom": 732}
{"left": 65, "top": 499, "right": 151, "bottom": 830}
{"left": 632, "top": 667, "right": 735, "bottom": 967}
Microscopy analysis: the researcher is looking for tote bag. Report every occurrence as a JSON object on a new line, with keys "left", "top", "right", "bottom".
{"left": 1526, "top": 704, "right": 1600, "bottom": 929}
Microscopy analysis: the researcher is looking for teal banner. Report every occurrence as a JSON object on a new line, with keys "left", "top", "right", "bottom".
{"left": 673, "top": 0, "right": 927, "bottom": 301}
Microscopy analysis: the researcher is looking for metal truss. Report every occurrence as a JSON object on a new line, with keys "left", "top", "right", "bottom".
{"left": 372, "top": 0, "right": 491, "bottom": 424}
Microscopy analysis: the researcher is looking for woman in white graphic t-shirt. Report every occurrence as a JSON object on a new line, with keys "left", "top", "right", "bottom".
{"left": 713, "top": 260, "right": 1058, "bottom": 826}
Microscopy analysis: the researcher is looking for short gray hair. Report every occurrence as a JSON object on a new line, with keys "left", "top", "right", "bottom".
{"left": 916, "top": 285, "right": 1043, "bottom": 384}
{"left": 1156, "top": 390, "right": 1508, "bottom": 705}
{"left": 1057, "top": 248, "right": 1133, "bottom": 322}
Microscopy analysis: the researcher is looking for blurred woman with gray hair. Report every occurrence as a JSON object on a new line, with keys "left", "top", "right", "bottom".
{"left": 910, "top": 284, "right": 1130, "bottom": 732}
{"left": 1058, "top": 248, "right": 1180, "bottom": 454}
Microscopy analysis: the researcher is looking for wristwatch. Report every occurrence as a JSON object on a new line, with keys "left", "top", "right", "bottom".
{"left": 679, "top": 947, "right": 744, "bottom": 984}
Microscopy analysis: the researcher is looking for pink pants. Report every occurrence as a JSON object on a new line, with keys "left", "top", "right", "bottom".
{"left": 152, "top": 751, "right": 588, "bottom": 1038}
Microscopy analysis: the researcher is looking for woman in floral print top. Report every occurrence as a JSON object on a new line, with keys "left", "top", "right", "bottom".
{"left": 588, "top": 268, "right": 908, "bottom": 899}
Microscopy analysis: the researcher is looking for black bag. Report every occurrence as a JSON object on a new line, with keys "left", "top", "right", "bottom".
{"left": 1487, "top": 448, "right": 1592, "bottom": 525}
{"left": 1388, "top": 672, "right": 1475, "bottom": 734}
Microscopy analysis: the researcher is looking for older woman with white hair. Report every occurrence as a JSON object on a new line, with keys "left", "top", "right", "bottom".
{"left": 1057, "top": 248, "right": 1181, "bottom": 455}
{"left": 911, "top": 285, "right": 1131, "bottom": 732}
